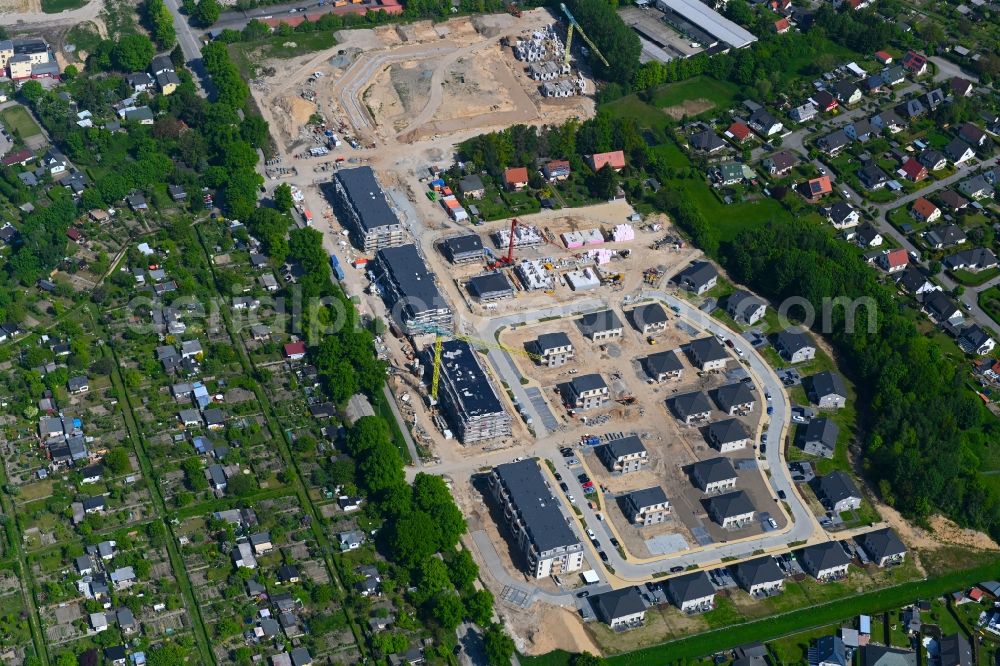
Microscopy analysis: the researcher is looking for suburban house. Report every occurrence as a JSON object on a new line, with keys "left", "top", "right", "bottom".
{"left": 818, "top": 129, "right": 850, "bottom": 156}
{"left": 591, "top": 587, "right": 647, "bottom": 629}
{"left": 857, "top": 163, "right": 890, "bottom": 189}
{"left": 851, "top": 223, "right": 883, "bottom": 248}
{"left": 623, "top": 486, "right": 670, "bottom": 525}
{"left": 712, "top": 382, "right": 756, "bottom": 415}
{"left": 938, "top": 634, "right": 973, "bottom": 666}
{"left": 284, "top": 341, "right": 307, "bottom": 360}
{"left": 690, "top": 457, "right": 738, "bottom": 493}
{"left": 774, "top": 328, "right": 816, "bottom": 364}
{"left": 458, "top": 174, "right": 485, "bottom": 198}
{"left": 827, "top": 202, "right": 860, "bottom": 230}
{"left": 945, "top": 247, "right": 998, "bottom": 272}
{"left": 878, "top": 248, "right": 909, "bottom": 274}
{"left": 950, "top": 77, "right": 974, "bottom": 97}
{"left": 925, "top": 224, "right": 966, "bottom": 249}
{"left": 800, "top": 542, "right": 851, "bottom": 580}
{"left": 706, "top": 418, "right": 751, "bottom": 452}
{"left": 957, "top": 324, "right": 996, "bottom": 356}
{"left": 811, "top": 636, "right": 847, "bottom": 666}
{"left": 901, "top": 50, "right": 928, "bottom": 75}
{"left": 566, "top": 374, "right": 609, "bottom": 410}
{"left": 813, "top": 90, "right": 838, "bottom": 113}
{"left": 690, "top": 129, "right": 727, "bottom": 153}
{"left": 944, "top": 138, "right": 976, "bottom": 165}
{"left": 596, "top": 435, "right": 648, "bottom": 474}
{"left": 813, "top": 471, "right": 862, "bottom": 513}
{"left": 897, "top": 267, "right": 938, "bottom": 295}
{"left": 726, "top": 290, "right": 767, "bottom": 325}
{"left": 959, "top": 122, "right": 988, "bottom": 148}
{"left": 534, "top": 332, "right": 574, "bottom": 367}
{"left": 733, "top": 557, "right": 785, "bottom": 596}
{"left": 543, "top": 159, "right": 571, "bottom": 182}
{"left": 502, "top": 167, "right": 529, "bottom": 191}
{"left": 675, "top": 260, "right": 718, "bottom": 294}
{"left": 937, "top": 190, "right": 969, "bottom": 211}
{"left": 587, "top": 150, "right": 626, "bottom": 172}
{"left": 725, "top": 121, "right": 752, "bottom": 143}
{"left": 643, "top": 350, "right": 684, "bottom": 382}
{"left": 900, "top": 158, "right": 928, "bottom": 182}
{"left": 773, "top": 17, "right": 790, "bottom": 33}
{"left": 860, "top": 646, "right": 916, "bottom": 666}
{"left": 578, "top": 310, "right": 624, "bottom": 341}
{"left": 705, "top": 490, "right": 755, "bottom": 528}
{"left": 834, "top": 80, "right": 863, "bottom": 105}
{"left": 763, "top": 150, "right": 798, "bottom": 176}
{"left": 665, "top": 571, "right": 716, "bottom": 613}
{"left": 748, "top": 108, "right": 784, "bottom": 137}
{"left": 686, "top": 336, "right": 729, "bottom": 371}
{"left": 790, "top": 103, "right": 817, "bottom": 123}
{"left": 923, "top": 291, "right": 963, "bottom": 325}
{"left": 808, "top": 371, "right": 848, "bottom": 409}
{"left": 845, "top": 119, "right": 874, "bottom": 143}
{"left": 806, "top": 175, "right": 833, "bottom": 200}
{"left": 958, "top": 174, "right": 992, "bottom": 199}
{"left": 669, "top": 391, "right": 713, "bottom": 424}
{"left": 857, "top": 528, "right": 907, "bottom": 567}
{"left": 630, "top": 302, "right": 669, "bottom": 335}
{"left": 910, "top": 197, "right": 941, "bottom": 223}
{"left": 799, "top": 418, "right": 839, "bottom": 458}
{"left": 918, "top": 149, "right": 948, "bottom": 171}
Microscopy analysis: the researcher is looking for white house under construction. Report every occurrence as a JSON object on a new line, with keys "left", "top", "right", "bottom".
{"left": 488, "top": 459, "right": 584, "bottom": 578}
{"left": 425, "top": 340, "right": 511, "bottom": 444}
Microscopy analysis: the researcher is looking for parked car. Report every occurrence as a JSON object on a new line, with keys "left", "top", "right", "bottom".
{"left": 610, "top": 537, "right": 620, "bottom": 548}
{"left": 559, "top": 482, "right": 569, "bottom": 492}
{"left": 586, "top": 528, "right": 596, "bottom": 539}
{"left": 670, "top": 565, "right": 684, "bottom": 573}
{"left": 577, "top": 590, "right": 590, "bottom": 598}
{"left": 777, "top": 490, "right": 787, "bottom": 500}
{"left": 554, "top": 472, "right": 562, "bottom": 481}
{"left": 599, "top": 551, "right": 609, "bottom": 562}
{"left": 578, "top": 474, "right": 590, "bottom": 483}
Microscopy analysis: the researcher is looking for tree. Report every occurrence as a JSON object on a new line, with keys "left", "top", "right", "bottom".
{"left": 465, "top": 588, "right": 494, "bottom": 626}
{"left": 227, "top": 473, "right": 256, "bottom": 496}
{"left": 193, "top": 0, "right": 222, "bottom": 28}
{"left": 19, "top": 80, "right": 44, "bottom": 104}
{"left": 273, "top": 183, "right": 294, "bottom": 213}
{"left": 112, "top": 34, "right": 155, "bottom": 72}
{"left": 387, "top": 510, "right": 441, "bottom": 568}
{"left": 104, "top": 448, "right": 131, "bottom": 475}
{"left": 146, "top": 0, "right": 177, "bottom": 47}
{"left": 432, "top": 593, "right": 464, "bottom": 631}
{"left": 590, "top": 163, "right": 619, "bottom": 200}
{"left": 147, "top": 644, "right": 186, "bottom": 666}
{"left": 62, "top": 64, "right": 79, "bottom": 80}
{"left": 446, "top": 548, "right": 479, "bottom": 590}
{"left": 55, "top": 652, "right": 76, "bottom": 666}
{"left": 483, "top": 623, "right": 515, "bottom": 666}
{"left": 572, "top": 653, "right": 605, "bottom": 666}
{"left": 357, "top": 439, "right": 405, "bottom": 495}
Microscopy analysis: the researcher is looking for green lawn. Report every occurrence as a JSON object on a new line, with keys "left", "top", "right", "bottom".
{"left": 649, "top": 76, "right": 742, "bottom": 113}
{"left": 0, "top": 106, "right": 42, "bottom": 139}
{"left": 603, "top": 94, "right": 673, "bottom": 134}
{"left": 238, "top": 31, "right": 337, "bottom": 60}
{"left": 664, "top": 178, "right": 790, "bottom": 241}
{"left": 949, "top": 267, "right": 1000, "bottom": 287}
{"left": 979, "top": 286, "right": 1000, "bottom": 326}
{"left": 41, "top": 0, "right": 87, "bottom": 12}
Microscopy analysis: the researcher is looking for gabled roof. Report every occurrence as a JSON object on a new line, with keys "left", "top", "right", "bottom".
{"left": 911, "top": 197, "right": 939, "bottom": 219}
{"left": 937, "top": 190, "right": 968, "bottom": 210}
{"left": 727, "top": 122, "right": 751, "bottom": 141}
{"left": 591, "top": 586, "right": 646, "bottom": 622}
{"left": 944, "top": 137, "right": 974, "bottom": 161}
{"left": 883, "top": 249, "right": 908, "bottom": 270}
{"left": 808, "top": 175, "right": 832, "bottom": 196}
{"left": 676, "top": 261, "right": 718, "bottom": 289}
{"left": 588, "top": 150, "right": 626, "bottom": 171}
{"left": 503, "top": 166, "right": 529, "bottom": 184}
{"left": 775, "top": 328, "right": 814, "bottom": 355}
{"left": 813, "top": 636, "right": 847, "bottom": 666}
{"left": 897, "top": 267, "right": 931, "bottom": 293}
{"left": 860, "top": 645, "right": 916, "bottom": 666}
{"left": 690, "top": 129, "right": 727, "bottom": 152}
{"left": 926, "top": 224, "right": 966, "bottom": 247}
{"left": 666, "top": 571, "right": 715, "bottom": 603}
{"left": 900, "top": 158, "right": 927, "bottom": 180}
{"left": 938, "top": 633, "right": 972, "bottom": 666}
{"left": 828, "top": 202, "right": 857, "bottom": 225}
{"left": 924, "top": 291, "right": 961, "bottom": 321}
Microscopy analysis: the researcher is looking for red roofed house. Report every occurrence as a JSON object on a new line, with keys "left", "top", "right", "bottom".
{"left": 543, "top": 159, "right": 571, "bottom": 182}
{"left": 1, "top": 149, "right": 35, "bottom": 167}
{"left": 375, "top": 0, "right": 405, "bottom": 14}
{"left": 968, "top": 587, "right": 986, "bottom": 602}
{"left": 66, "top": 227, "right": 82, "bottom": 242}
{"left": 900, "top": 158, "right": 928, "bottom": 182}
{"left": 773, "top": 18, "right": 790, "bottom": 33}
{"left": 875, "top": 51, "right": 893, "bottom": 65}
{"left": 726, "top": 122, "right": 752, "bottom": 143}
{"left": 284, "top": 341, "right": 307, "bottom": 360}
{"left": 878, "top": 248, "right": 909, "bottom": 273}
{"left": 910, "top": 197, "right": 941, "bottom": 223}
{"left": 902, "top": 50, "right": 928, "bottom": 76}
{"left": 805, "top": 175, "right": 832, "bottom": 201}
{"left": 502, "top": 166, "right": 529, "bottom": 191}
{"left": 587, "top": 150, "right": 626, "bottom": 172}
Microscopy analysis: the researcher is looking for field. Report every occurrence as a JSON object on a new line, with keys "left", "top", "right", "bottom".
{"left": 0, "top": 106, "right": 42, "bottom": 140}
{"left": 650, "top": 76, "right": 742, "bottom": 117}
{"left": 237, "top": 31, "right": 338, "bottom": 61}
{"left": 40, "top": 0, "right": 86, "bottom": 12}
{"left": 664, "top": 177, "right": 790, "bottom": 241}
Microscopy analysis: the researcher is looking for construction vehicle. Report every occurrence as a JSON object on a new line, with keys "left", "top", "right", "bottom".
{"left": 560, "top": 2, "right": 610, "bottom": 68}
{"left": 488, "top": 217, "right": 521, "bottom": 270}
{"left": 507, "top": 2, "right": 521, "bottom": 17}
{"left": 414, "top": 325, "right": 541, "bottom": 402}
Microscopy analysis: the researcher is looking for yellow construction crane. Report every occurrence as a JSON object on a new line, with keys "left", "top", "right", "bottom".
{"left": 560, "top": 2, "right": 610, "bottom": 69}
{"left": 416, "top": 325, "right": 541, "bottom": 402}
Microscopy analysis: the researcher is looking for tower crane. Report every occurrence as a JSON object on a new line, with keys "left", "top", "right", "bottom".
{"left": 560, "top": 2, "right": 610, "bottom": 69}
{"left": 413, "top": 325, "right": 541, "bottom": 402}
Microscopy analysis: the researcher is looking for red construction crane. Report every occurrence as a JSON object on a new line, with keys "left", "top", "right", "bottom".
{"left": 488, "top": 218, "right": 521, "bottom": 270}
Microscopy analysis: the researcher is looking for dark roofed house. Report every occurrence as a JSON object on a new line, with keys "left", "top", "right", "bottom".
{"left": 818, "top": 129, "right": 850, "bottom": 156}
{"left": 705, "top": 490, "right": 755, "bottom": 528}
{"left": 706, "top": 418, "right": 750, "bottom": 452}
{"left": 643, "top": 350, "right": 683, "bottom": 382}
{"left": 669, "top": 391, "right": 713, "bottom": 424}
{"left": 938, "top": 633, "right": 973, "bottom": 666}
{"left": 958, "top": 324, "right": 996, "bottom": 356}
{"left": 799, "top": 418, "right": 839, "bottom": 458}
{"left": 566, "top": 373, "right": 609, "bottom": 411}
{"left": 439, "top": 234, "right": 484, "bottom": 265}
{"left": 857, "top": 528, "right": 906, "bottom": 567}
{"left": 535, "top": 331, "right": 574, "bottom": 367}
{"left": 686, "top": 336, "right": 729, "bottom": 371}
{"left": 596, "top": 435, "right": 647, "bottom": 474}
{"left": 712, "top": 382, "right": 756, "bottom": 415}
{"left": 665, "top": 571, "right": 716, "bottom": 612}
{"left": 733, "top": 557, "right": 784, "bottom": 596}
{"left": 763, "top": 150, "right": 798, "bottom": 176}
{"left": 944, "top": 137, "right": 976, "bottom": 165}
{"left": 810, "top": 635, "right": 847, "bottom": 666}
{"left": 857, "top": 162, "right": 890, "bottom": 189}
{"left": 458, "top": 174, "right": 485, "bottom": 199}
{"left": 630, "top": 302, "right": 668, "bottom": 335}
{"left": 774, "top": 328, "right": 816, "bottom": 363}
{"left": 924, "top": 291, "right": 963, "bottom": 326}
{"left": 468, "top": 272, "right": 514, "bottom": 301}
{"left": 578, "top": 310, "right": 624, "bottom": 341}
{"left": 590, "top": 586, "right": 647, "bottom": 629}
{"left": 813, "top": 471, "right": 862, "bottom": 513}
{"left": 944, "top": 247, "right": 998, "bottom": 273}
{"left": 623, "top": 486, "right": 670, "bottom": 525}
{"left": 937, "top": 190, "right": 968, "bottom": 211}
{"left": 726, "top": 290, "right": 767, "bottom": 325}
{"left": 690, "top": 129, "right": 727, "bottom": 153}
{"left": 959, "top": 122, "right": 988, "bottom": 148}
{"left": 800, "top": 542, "right": 851, "bottom": 580}
{"left": 860, "top": 646, "right": 916, "bottom": 666}
{"left": 925, "top": 224, "right": 966, "bottom": 249}
{"left": 807, "top": 371, "right": 847, "bottom": 409}
{"left": 675, "top": 261, "right": 718, "bottom": 295}
{"left": 690, "top": 457, "right": 738, "bottom": 493}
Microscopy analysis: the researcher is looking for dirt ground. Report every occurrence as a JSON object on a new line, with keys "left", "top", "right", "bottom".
{"left": 878, "top": 500, "right": 999, "bottom": 552}
{"left": 503, "top": 603, "right": 602, "bottom": 656}
{"left": 663, "top": 99, "right": 715, "bottom": 120}
{"left": 0, "top": 0, "right": 36, "bottom": 13}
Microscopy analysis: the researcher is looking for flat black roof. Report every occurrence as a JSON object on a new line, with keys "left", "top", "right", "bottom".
{"left": 376, "top": 244, "right": 448, "bottom": 316}
{"left": 335, "top": 167, "right": 400, "bottom": 232}
{"left": 435, "top": 340, "right": 505, "bottom": 418}
{"left": 493, "top": 460, "right": 580, "bottom": 552}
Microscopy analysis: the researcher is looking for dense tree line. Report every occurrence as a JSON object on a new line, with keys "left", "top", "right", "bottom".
{"left": 143, "top": 0, "right": 177, "bottom": 49}
{"left": 724, "top": 220, "right": 1000, "bottom": 538}
{"left": 561, "top": 0, "right": 640, "bottom": 85}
